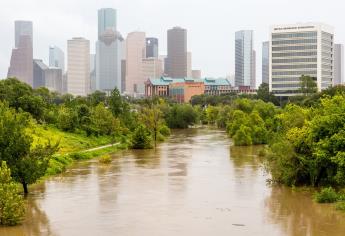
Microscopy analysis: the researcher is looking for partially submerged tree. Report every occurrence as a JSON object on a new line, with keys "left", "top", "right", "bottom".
{"left": 0, "top": 102, "right": 58, "bottom": 194}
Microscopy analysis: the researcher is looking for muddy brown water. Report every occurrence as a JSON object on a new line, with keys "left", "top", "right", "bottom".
{"left": 1, "top": 128, "right": 345, "bottom": 236}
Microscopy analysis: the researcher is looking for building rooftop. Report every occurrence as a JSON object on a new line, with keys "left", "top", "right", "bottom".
{"left": 147, "top": 77, "right": 229, "bottom": 86}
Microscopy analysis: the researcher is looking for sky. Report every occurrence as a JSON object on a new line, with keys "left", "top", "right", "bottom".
{"left": 0, "top": 0, "right": 344, "bottom": 86}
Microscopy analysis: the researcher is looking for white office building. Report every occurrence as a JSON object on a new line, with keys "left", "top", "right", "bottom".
{"left": 334, "top": 44, "right": 344, "bottom": 85}
{"left": 270, "top": 23, "right": 334, "bottom": 96}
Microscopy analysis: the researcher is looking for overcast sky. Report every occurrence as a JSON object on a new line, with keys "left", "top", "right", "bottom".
{"left": 0, "top": 0, "right": 344, "bottom": 85}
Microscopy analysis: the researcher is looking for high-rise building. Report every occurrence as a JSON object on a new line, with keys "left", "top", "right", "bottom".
{"left": 126, "top": 31, "right": 146, "bottom": 95}
{"left": 334, "top": 44, "right": 344, "bottom": 85}
{"left": 270, "top": 23, "right": 334, "bottom": 96}
{"left": 33, "top": 59, "right": 48, "bottom": 89}
{"left": 90, "top": 54, "right": 96, "bottom": 92}
{"left": 120, "top": 38, "right": 126, "bottom": 93}
{"left": 235, "top": 30, "right": 256, "bottom": 88}
{"left": 142, "top": 58, "right": 163, "bottom": 80}
{"left": 166, "top": 27, "right": 187, "bottom": 78}
{"left": 192, "top": 70, "right": 201, "bottom": 79}
{"left": 8, "top": 21, "right": 33, "bottom": 86}
{"left": 33, "top": 59, "right": 63, "bottom": 93}
{"left": 187, "top": 52, "right": 192, "bottom": 77}
{"left": 95, "top": 8, "right": 122, "bottom": 93}
{"left": 262, "top": 41, "right": 270, "bottom": 85}
{"left": 146, "top": 37, "right": 158, "bottom": 58}
{"left": 49, "top": 46, "right": 65, "bottom": 72}
{"left": 67, "top": 37, "right": 90, "bottom": 96}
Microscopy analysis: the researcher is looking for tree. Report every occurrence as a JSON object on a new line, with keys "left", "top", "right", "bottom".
{"left": 57, "top": 106, "right": 78, "bottom": 132}
{"left": 90, "top": 103, "right": 119, "bottom": 136}
{"left": 257, "top": 83, "right": 279, "bottom": 105}
{"left": 88, "top": 90, "right": 106, "bottom": 107}
{"left": 131, "top": 124, "right": 153, "bottom": 149}
{"left": 165, "top": 104, "right": 198, "bottom": 128}
{"left": 299, "top": 75, "right": 317, "bottom": 96}
{"left": 109, "top": 88, "right": 124, "bottom": 117}
{"left": 0, "top": 161, "right": 25, "bottom": 226}
{"left": 233, "top": 125, "right": 252, "bottom": 146}
{"left": 0, "top": 102, "right": 57, "bottom": 194}
{"left": 140, "top": 105, "right": 165, "bottom": 147}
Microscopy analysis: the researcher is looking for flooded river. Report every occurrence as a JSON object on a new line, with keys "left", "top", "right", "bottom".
{"left": 1, "top": 128, "right": 345, "bottom": 236}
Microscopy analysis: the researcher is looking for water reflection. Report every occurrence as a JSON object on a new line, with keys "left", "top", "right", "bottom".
{"left": 1, "top": 128, "right": 345, "bottom": 236}
{"left": 265, "top": 186, "right": 345, "bottom": 236}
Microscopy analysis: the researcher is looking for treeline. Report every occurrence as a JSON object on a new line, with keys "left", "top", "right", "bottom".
{"left": 198, "top": 84, "right": 345, "bottom": 189}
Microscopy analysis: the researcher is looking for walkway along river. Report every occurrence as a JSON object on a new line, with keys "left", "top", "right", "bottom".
{"left": 1, "top": 128, "right": 345, "bottom": 235}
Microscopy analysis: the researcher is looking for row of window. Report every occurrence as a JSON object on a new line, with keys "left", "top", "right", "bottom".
{"left": 272, "top": 45, "right": 317, "bottom": 51}
{"left": 272, "top": 39, "right": 317, "bottom": 45}
{"left": 272, "top": 58, "right": 317, "bottom": 63}
{"left": 272, "top": 70, "right": 317, "bottom": 76}
{"left": 272, "top": 51, "right": 317, "bottom": 57}
{"left": 272, "top": 77, "right": 310, "bottom": 82}
{"left": 272, "top": 84, "right": 301, "bottom": 88}
{"left": 272, "top": 64, "right": 317, "bottom": 69}
{"left": 272, "top": 32, "right": 317, "bottom": 40}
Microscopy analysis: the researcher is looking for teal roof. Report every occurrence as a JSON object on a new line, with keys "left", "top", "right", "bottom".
{"left": 148, "top": 77, "right": 203, "bottom": 86}
{"left": 203, "top": 78, "right": 231, "bottom": 86}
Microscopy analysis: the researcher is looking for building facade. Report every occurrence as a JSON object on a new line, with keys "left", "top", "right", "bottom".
{"left": 33, "top": 59, "right": 63, "bottom": 93}
{"left": 126, "top": 31, "right": 146, "bottom": 95}
{"left": 8, "top": 21, "right": 33, "bottom": 86}
{"left": 270, "top": 23, "right": 334, "bottom": 96}
{"left": 142, "top": 58, "right": 163, "bottom": 80}
{"left": 334, "top": 44, "right": 344, "bottom": 85}
{"left": 235, "top": 30, "right": 256, "bottom": 89}
{"left": 33, "top": 59, "right": 47, "bottom": 88}
{"left": 95, "top": 8, "right": 122, "bottom": 93}
{"left": 146, "top": 37, "right": 158, "bottom": 58}
{"left": 67, "top": 37, "right": 90, "bottom": 96}
{"left": 49, "top": 46, "right": 65, "bottom": 72}
{"left": 166, "top": 27, "right": 187, "bottom": 78}
{"left": 169, "top": 79, "right": 204, "bottom": 103}
{"left": 262, "top": 41, "right": 270, "bottom": 84}
{"left": 204, "top": 78, "right": 232, "bottom": 95}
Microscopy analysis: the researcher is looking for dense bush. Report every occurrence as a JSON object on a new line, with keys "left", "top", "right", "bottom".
{"left": 0, "top": 161, "right": 25, "bottom": 226}
{"left": 99, "top": 154, "right": 112, "bottom": 164}
{"left": 165, "top": 104, "right": 198, "bottom": 128}
{"left": 314, "top": 187, "right": 339, "bottom": 203}
{"left": 131, "top": 124, "right": 153, "bottom": 149}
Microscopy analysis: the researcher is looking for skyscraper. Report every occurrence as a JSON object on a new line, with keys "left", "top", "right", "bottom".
{"left": 235, "top": 30, "right": 256, "bottom": 88}
{"left": 146, "top": 38, "right": 159, "bottom": 58}
{"left": 142, "top": 58, "right": 163, "bottom": 80}
{"left": 49, "top": 46, "right": 65, "bottom": 72}
{"left": 67, "top": 37, "right": 90, "bottom": 96}
{"left": 262, "top": 41, "right": 270, "bottom": 85}
{"left": 96, "top": 8, "right": 122, "bottom": 93}
{"left": 8, "top": 21, "right": 33, "bottom": 86}
{"left": 166, "top": 27, "right": 187, "bottom": 78}
{"left": 33, "top": 59, "right": 48, "bottom": 89}
{"left": 126, "top": 31, "right": 146, "bottom": 95}
{"left": 270, "top": 23, "right": 334, "bottom": 96}
{"left": 187, "top": 52, "right": 192, "bottom": 78}
{"left": 334, "top": 44, "right": 344, "bottom": 85}
{"left": 33, "top": 59, "right": 63, "bottom": 93}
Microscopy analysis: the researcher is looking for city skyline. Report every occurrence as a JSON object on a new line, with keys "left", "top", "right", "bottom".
{"left": 0, "top": 0, "right": 345, "bottom": 87}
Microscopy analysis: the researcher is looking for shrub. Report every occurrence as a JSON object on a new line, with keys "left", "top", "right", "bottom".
{"left": 69, "top": 152, "right": 91, "bottom": 160}
{"left": 0, "top": 161, "right": 26, "bottom": 226}
{"left": 159, "top": 125, "right": 171, "bottom": 137}
{"left": 314, "top": 187, "right": 339, "bottom": 203}
{"left": 99, "top": 154, "right": 112, "bottom": 164}
{"left": 336, "top": 202, "right": 345, "bottom": 211}
{"left": 131, "top": 124, "right": 153, "bottom": 149}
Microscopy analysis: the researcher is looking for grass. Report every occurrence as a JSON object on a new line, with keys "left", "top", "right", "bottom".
{"left": 314, "top": 187, "right": 339, "bottom": 203}
{"left": 28, "top": 124, "right": 113, "bottom": 154}
{"left": 99, "top": 154, "right": 112, "bottom": 164}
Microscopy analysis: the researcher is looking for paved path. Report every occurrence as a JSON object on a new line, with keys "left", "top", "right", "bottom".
{"left": 81, "top": 143, "right": 120, "bottom": 153}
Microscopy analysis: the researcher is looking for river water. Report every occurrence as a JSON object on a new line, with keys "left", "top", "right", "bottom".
{"left": 1, "top": 128, "right": 345, "bottom": 236}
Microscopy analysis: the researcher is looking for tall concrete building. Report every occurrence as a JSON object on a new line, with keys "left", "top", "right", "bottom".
{"left": 33, "top": 59, "right": 63, "bottom": 93}
{"left": 146, "top": 37, "right": 158, "bottom": 58}
{"left": 187, "top": 52, "right": 192, "bottom": 78}
{"left": 96, "top": 8, "right": 122, "bottom": 93}
{"left": 235, "top": 30, "right": 256, "bottom": 88}
{"left": 334, "top": 44, "right": 344, "bottom": 85}
{"left": 270, "top": 23, "right": 334, "bottom": 96}
{"left": 90, "top": 54, "right": 96, "bottom": 92}
{"left": 142, "top": 58, "right": 163, "bottom": 80}
{"left": 126, "top": 31, "right": 146, "bottom": 95}
{"left": 166, "top": 27, "right": 187, "bottom": 78}
{"left": 262, "top": 41, "right": 270, "bottom": 85}
{"left": 49, "top": 46, "right": 65, "bottom": 72}
{"left": 67, "top": 37, "right": 90, "bottom": 96}
{"left": 8, "top": 21, "right": 33, "bottom": 86}
{"left": 192, "top": 70, "right": 201, "bottom": 79}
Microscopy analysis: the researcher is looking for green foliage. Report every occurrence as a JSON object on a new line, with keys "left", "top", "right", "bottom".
{"left": 335, "top": 201, "right": 345, "bottom": 211}
{"left": 99, "top": 154, "right": 112, "bottom": 164}
{"left": 0, "top": 102, "right": 57, "bottom": 193}
{"left": 140, "top": 105, "right": 165, "bottom": 147}
{"left": 233, "top": 125, "right": 252, "bottom": 146}
{"left": 131, "top": 124, "right": 153, "bottom": 149}
{"left": 57, "top": 106, "right": 78, "bottom": 132}
{"left": 314, "top": 187, "right": 339, "bottom": 203}
{"left": 159, "top": 125, "right": 171, "bottom": 137}
{"left": 165, "top": 104, "right": 198, "bottom": 128}
{"left": 89, "top": 103, "right": 119, "bottom": 136}
{"left": 299, "top": 75, "right": 317, "bottom": 96}
{"left": 257, "top": 83, "right": 279, "bottom": 105}
{"left": 0, "top": 161, "right": 25, "bottom": 226}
